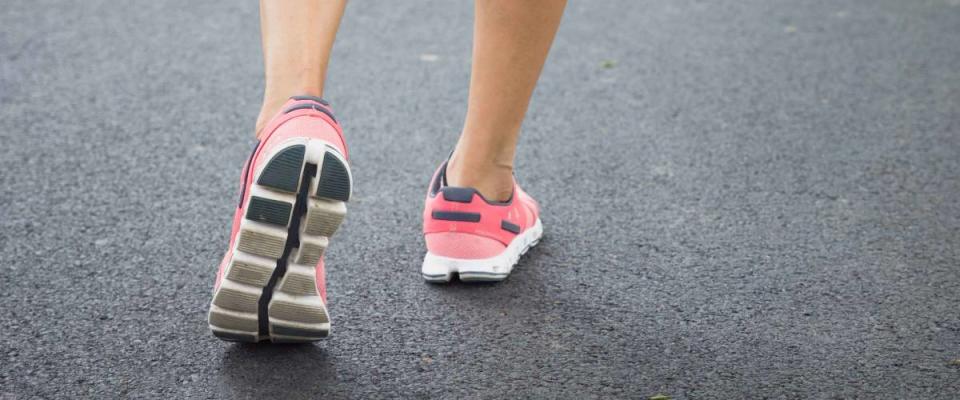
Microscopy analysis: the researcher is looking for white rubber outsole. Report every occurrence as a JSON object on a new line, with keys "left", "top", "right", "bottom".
{"left": 421, "top": 218, "right": 543, "bottom": 283}
{"left": 209, "top": 138, "right": 350, "bottom": 343}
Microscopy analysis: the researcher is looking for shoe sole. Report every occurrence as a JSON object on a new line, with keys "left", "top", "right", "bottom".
{"left": 209, "top": 138, "right": 351, "bottom": 343}
{"left": 421, "top": 218, "right": 543, "bottom": 283}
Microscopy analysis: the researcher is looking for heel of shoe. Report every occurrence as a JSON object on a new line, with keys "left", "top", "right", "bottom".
{"left": 209, "top": 138, "right": 350, "bottom": 343}
{"left": 421, "top": 219, "right": 543, "bottom": 283}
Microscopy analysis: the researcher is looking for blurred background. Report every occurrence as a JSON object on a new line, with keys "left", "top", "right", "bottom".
{"left": 1, "top": 0, "right": 958, "bottom": 398}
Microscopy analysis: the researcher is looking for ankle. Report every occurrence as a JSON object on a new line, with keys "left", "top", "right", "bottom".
{"left": 445, "top": 154, "right": 515, "bottom": 202}
{"left": 256, "top": 87, "right": 324, "bottom": 138}
{"left": 254, "top": 106, "right": 279, "bottom": 139}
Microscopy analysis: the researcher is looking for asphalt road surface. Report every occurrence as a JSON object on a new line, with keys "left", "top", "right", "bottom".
{"left": 2, "top": 0, "right": 959, "bottom": 398}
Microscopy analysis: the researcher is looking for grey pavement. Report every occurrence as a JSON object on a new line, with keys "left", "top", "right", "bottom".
{"left": 2, "top": 0, "right": 959, "bottom": 398}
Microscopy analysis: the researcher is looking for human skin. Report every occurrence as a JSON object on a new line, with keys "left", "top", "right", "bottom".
{"left": 255, "top": 0, "right": 566, "bottom": 201}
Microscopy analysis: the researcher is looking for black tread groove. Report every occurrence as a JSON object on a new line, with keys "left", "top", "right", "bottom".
{"left": 316, "top": 152, "right": 351, "bottom": 201}
{"left": 271, "top": 324, "right": 329, "bottom": 338}
{"left": 257, "top": 145, "right": 305, "bottom": 193}
{"left": 212, "top": 331, "right": 258, "bottom": 342}
{"left": 246, "top": 197, "right": 293, "bottom": 227}
{"left": 257, "top": 163, "right": 317, "bottom": 338}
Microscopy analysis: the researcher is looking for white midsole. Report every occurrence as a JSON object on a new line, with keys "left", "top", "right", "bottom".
{"left": 421, "top": 218, "right": 543, "bottom": 281}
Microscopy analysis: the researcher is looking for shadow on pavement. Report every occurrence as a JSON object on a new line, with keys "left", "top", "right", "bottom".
{"left": 218, "top": 342, "right": 344, "bottom": 398}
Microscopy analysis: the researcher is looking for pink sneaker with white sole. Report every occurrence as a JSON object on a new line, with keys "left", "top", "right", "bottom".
{"left": 208, "top": 95, "right": 351, "bottom": 342}
{"left": 422, "top": 162, "right": 543, "bottom": 282}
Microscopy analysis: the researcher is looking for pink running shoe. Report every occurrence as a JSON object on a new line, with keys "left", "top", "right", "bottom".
{"left": 421, "top": 162, "right": 543, "bottom": 282}
{"left": 208, "top": 96, "right": 351, "bottom": 342}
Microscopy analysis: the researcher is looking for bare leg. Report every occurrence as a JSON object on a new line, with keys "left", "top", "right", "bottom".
{"left": 256, "top": 0, "right": 347, "bottom": 137}
{"left": 446, "top": 0, "right": 567, "bottom": 201}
